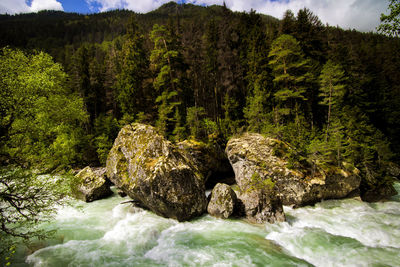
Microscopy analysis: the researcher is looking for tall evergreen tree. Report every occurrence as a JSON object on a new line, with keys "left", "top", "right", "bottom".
{"left": 150, "top": 23, "right": 186, "bottom": 138}
{"left": 242, "top": 11, "right": 271, "bottom": 132}
{"left": 116, "top": 16, "right": 149, "bottom": 116}
{"left": 279, "top": 10, "right": 296, "bottom": 35}
{"left": 204, "top": 18, "right": 220, "bottom": 122}
{"left": 268, "top": 34, "right": 312, "bottom": 128}
{"left": 319, "top": 60, "right": 346, "bottom": 141}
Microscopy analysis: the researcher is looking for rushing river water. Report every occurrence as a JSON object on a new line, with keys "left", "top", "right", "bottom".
{"left": 11, "top": 183, "right": 400, "bottom": 266}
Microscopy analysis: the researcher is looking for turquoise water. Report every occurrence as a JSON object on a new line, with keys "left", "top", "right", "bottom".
{"left": 15, "top": 183, "right": 400, "bottom": 266}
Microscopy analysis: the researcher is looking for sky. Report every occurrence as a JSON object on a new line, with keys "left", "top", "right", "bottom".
{"left": 0, "top": 0, "right": 389, "bottom": 32}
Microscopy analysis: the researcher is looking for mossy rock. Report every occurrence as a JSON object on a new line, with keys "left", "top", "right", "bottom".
{"left": 72, "top": 166, "right": 113, "bottom": 202}
{"left": 226, "top": 133, "right": 361, "bottom": 208}
{"left": 106, "top": 123, "right": 207, "bottom": 221}
{"left": 207, "top": 183, "right": 237, "bottom": 219}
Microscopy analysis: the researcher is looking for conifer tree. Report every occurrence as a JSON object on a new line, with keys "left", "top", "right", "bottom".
{"left": 172, "top": 106, "right": 186, "bottom": 142}
{"left": 155, "top": 90, "right": 180, "bottom": 137}
{"left": 319, "top": 60, "right": 346, "bottom": 141}
{"left": 186, "top": 106, "right": 206, "bottom": 140}
{"left": 244, "top": 83, "right": 267, "bottom": 132}
{"left": 150, "top": 22, "right": 186, "bottom": 138}
{"left": 204, "top": 19, "right": 220, "bottom": 123}
{"left": 116, "top": 16, "right": 148, "bottom": 116}
{"left": 242, "top": 11, "right": 270, "bottom": 132}
{"left": 268, "top": 34, "right": 312, "bottom": 128}
{"left": 279, "top": 10, "right": 296, "bottom": 35}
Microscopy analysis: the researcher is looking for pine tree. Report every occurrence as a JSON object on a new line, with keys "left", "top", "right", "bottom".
{"left": 268, "top": 34, "right": 312, "bottom": 128}
{"left": 242, "top": 11, "right": 270, "bottom": 132}
{"left": 172, "top": 106, "right": 186, "bottom": 142}
{"left": 279, "top": 10, "right": 296, "bottom": 35}
{"left": 186, "top": 106, "right": 206, "bottom": 140}
{"left": 204, "top": 19, "right": 220, "bottom": 123}
{"left": 116, "top": 16, "right": 148, "bottom": 116}
{"left": 155, "top": 90, "right": 180, "bottom": 137}
{"left": 244, "top": 83, "right": 267, "bottom": 132}
{"left": 319, "top": 60, "right": 346, "bottom": 141}
{"left": 222, "top": 93, "right": 241, "bottom": 137}
{"left": 150, "top": 22, "right": 186, "bottom": 138}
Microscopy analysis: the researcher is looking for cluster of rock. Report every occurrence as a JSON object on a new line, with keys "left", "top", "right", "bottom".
{"left": 71, "top": 123, "right": 395, "bottom": 224}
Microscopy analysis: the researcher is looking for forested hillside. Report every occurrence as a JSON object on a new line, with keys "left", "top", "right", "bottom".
{"left": 1, "top": 1, "right": 400, "bottom": 196}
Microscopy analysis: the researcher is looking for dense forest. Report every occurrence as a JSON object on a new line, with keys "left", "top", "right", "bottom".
{"left": 1, "top": 2, "right": 400, "bottom": 199}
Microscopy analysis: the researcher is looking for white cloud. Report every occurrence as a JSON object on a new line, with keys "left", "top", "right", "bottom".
{"left": 197, "top": 0, "right": 387, "bottom": 32}
{"left": 92, "top": 0, "right": 387, "bottom": 32}
{"left": 30, "top": 0, "right": 64, "bottom": 12}
{"left": 0, "top": 0, "right": 63, "bottom": 14}
{"left": 0, "top": 0, "right": 382, "bottom": 32}
{"left": 86, "top": 0, "right": 173, "bottom": 13}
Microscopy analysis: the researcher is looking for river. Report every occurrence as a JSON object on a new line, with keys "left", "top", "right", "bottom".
{"left": 12, "top": 183, "right": 400, "bottom": 266}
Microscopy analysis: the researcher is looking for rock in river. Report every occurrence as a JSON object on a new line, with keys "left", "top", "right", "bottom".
{"left": 226, "top": 133, "right": 361, "bottom": 208}
{"left": 106, "top": 123, "right": 207, "bottom": 221}
{"left": 72, "top": 166, "right": 113, "bottom": 202}
{"left": 207, "top": 183, "right": 237, "bottom": 219}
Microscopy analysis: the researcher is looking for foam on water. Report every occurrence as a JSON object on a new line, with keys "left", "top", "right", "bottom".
{"left": 265, "top": 184, "right": 400, "bottom": 267}
{"left": 23, "top": 183, "right": 400, "bottom": 267}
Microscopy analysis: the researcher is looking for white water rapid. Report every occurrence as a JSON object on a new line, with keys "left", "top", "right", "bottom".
{"left": 13, "top": 183, "right": 400, "bottom": 266}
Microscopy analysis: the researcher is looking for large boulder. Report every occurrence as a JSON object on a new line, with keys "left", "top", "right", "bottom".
{"left": 226, "top": 133, "right": 361, "bottom": 208}
{"left": 106, "top": 123, "right": 207, "bottom": 221}
{"left": 72, "top": 167, "right": 113, "bottom": 202}
{"left": 207, "top": 183, "right": 237, "bottom": 219}
{"left": 177, "top": 140, "right": 235, "bottom": 187}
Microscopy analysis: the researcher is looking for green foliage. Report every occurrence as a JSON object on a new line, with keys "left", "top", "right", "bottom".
{"left": 268, "top": 34, "right": 312, "bottom": 124}
{"left": 155, "top": 91, "right": 180, "bottom": 137}
{"left": 377, "top": 0, "right": 400, "bottom": 37}
{"left": 93, "top": 113, "right": 119, "bottom": 165}
{"left": 0, "top": 168, "right": 72, "bottom": 259}
{"left": 222, "top": 93, "right": 242, "bottom": 138}
{"left": 150, "top": 22, "right": 186, "bottom": 139}
{"left": 0, "top": 48, "right": 88, "bottom": 171}
{"left": 248, "top": 172, "right": 275, "bottom": 192}
{"left": 186, "top": 106, "right": 207, "bottom": 139}
{"left": 203, "top": 118, "right": 219, "bottom": 139}
{"left": 116, "top": 16, "right": 149, "bottom": 116}
{"left": 244, "top": 83, "right": 267, "bottom": 132}
{"left": 172, "top": 107, "right": 186, "bottom": 142}
{"left": 319, "top": 60, "right": 346, "bottom": 141}
{"left": 341, "top": 108, "right": 394, "bottom": 190}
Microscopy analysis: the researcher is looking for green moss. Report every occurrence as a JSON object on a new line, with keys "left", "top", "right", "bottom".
{"left": 231, "top": 184, "right": 240, "bottom": 192}
{"left": 248, "top": 172, "right": 275, "bottom": 192}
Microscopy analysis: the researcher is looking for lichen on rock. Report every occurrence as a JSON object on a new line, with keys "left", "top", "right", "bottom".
{"left": 72, "top": 166, "right": 113, "bottom": 202}
{"left": 207, "top": 183, "right": 237, "bottom": 219}
{"left": 226, "top": 133, "right": 361, "bottom": 209}
{"left": 106, "top": 123, "right": 207, "bottom": 221}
